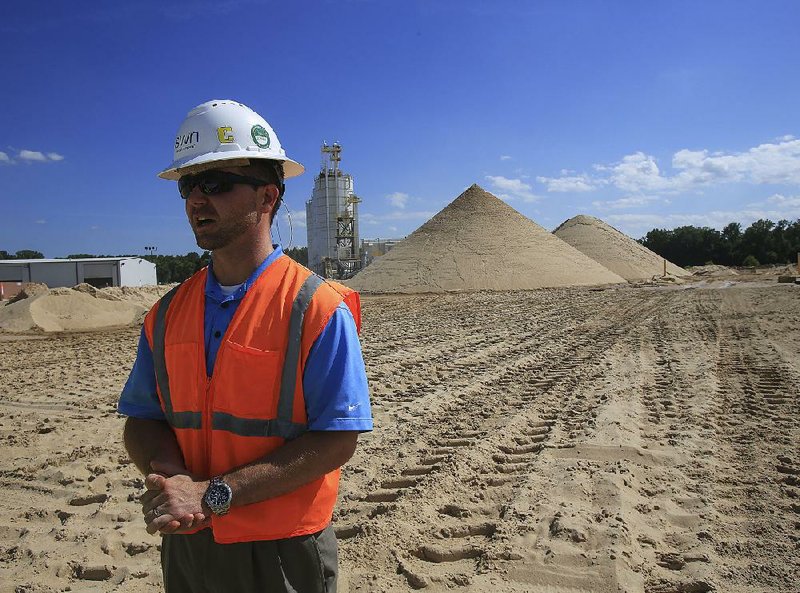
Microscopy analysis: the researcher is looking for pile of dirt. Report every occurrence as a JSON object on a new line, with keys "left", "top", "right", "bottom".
{"left": 7, "top": 282, "right": 49, "bottom": 304}
{"left": 553, "top": 215, "right": 688, "bottom": 281}
{"left": 689, "top": 264, "right": 739, "bottom": 276}
{"left": 0, "top": 284, "right": 170, "bottom": 333}
{"left": 348, "top": 184, "right": 625, "bottom": 293}
{"left": 633, "top": 272, "right": 688, "bottom": 286}
{"left": 103, "top": 284, "right": 175, "bottom": 308}
{"left": 71, "top": 282, "right": 124, "bottom": 301}
{"left": 772, "top": 264, "right": 800, "bottom": 276}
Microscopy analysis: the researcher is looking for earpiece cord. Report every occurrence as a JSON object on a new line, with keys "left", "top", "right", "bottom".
{"left": 272, "top": 201, "right": 294, "bottom": 250}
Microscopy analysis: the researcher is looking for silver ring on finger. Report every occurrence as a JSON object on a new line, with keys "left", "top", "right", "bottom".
{"left": 153, "top": 507, "right": 162, "bottom": 518}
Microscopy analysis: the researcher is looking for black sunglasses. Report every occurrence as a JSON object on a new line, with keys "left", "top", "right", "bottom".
{"left": 178, "top": 171, "right": 269, "bottom": 200}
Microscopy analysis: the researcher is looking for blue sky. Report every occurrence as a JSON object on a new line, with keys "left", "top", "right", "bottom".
{"left": 2, "top": 0, "right": 799, "bottom": 256}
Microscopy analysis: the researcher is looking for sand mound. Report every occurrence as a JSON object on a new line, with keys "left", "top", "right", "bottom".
{"left": 774, "top": 264, "right": 799, "bottom": 276}
{"left": 553, "top": 215, "right": 689, "bottom": 281}
{"left": 71, "top": 282, "right": 124, "bottom": 301}
{"left": 102, "top": 284, "right": 176, "bottom": 308}
{"left": 0, "top": 284, "right": 171, "bottom": 333}
{"left": 689, "top": 264, "right": 739, "bottom": 276}
{"left": 7, "top": 282, "right": 49, "bottom": 304}
{"left": 348, "top": 184, "right": 625, "bottom": 293}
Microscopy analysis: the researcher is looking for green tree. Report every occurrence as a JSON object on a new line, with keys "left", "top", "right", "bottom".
{"left": 719, "top": 222, "right": 742, "bottom": 265}
{"left": 784, "top": 220, "right": 800, "bottom": 265}
{"left": 739, "top": 219, "right": 775, "bottom": 265}
{"left": 285, "top": 246, "right": 308, "bottom": 266}
{"left": 15, "top": 250, "right": 45, "bottom": 259}
{"left": 640, "top": 218, "right": 800, "bottom": 267}
{"left": 742, "top": 255, "right": 759, "bottom": 267}
{"left": 197, "top": 251, "right": 211, "bottom": 271}
{"left": 640, "top": 226, "right": 722, "bottom": 267}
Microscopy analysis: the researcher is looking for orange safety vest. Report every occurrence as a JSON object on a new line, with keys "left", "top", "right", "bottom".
{"left": 143, "top": 254, "right": 361, "bottom": 543}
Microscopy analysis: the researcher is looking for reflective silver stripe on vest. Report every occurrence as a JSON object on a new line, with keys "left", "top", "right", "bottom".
{"left": 153, "top": 285, "right": 202, "bottom": 430}
{"left": 152, "top": 271, "right": 324, "bottom": 439}
{"left": 212, "top": 412, "right": 306, "bottom": 440}
{"left": 276, "top": 273, "right": 324, "bottom": 431}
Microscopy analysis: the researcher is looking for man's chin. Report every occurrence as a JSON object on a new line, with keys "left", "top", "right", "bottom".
{"left": 193, "top": 234, "right": 220, "bottom": 251}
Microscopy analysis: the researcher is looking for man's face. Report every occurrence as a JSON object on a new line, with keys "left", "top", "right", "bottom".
{"left": 182, "top": 167, "right": 272, "bottom": 252}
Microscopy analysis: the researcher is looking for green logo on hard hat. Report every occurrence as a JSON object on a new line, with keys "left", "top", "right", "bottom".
{"left": 251, "top": 125, "right": 270, "bottom": 148}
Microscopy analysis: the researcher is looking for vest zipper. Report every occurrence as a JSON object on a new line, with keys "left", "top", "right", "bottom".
{"left": 205, "top": 375, "right": 213, "bottom": 476}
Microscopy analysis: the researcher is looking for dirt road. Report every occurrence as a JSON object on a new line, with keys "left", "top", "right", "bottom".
{"left": 1, "top": 282, "right": 798, "bottom": 592}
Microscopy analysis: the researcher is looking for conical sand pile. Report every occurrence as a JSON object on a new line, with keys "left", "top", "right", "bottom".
{"left": 348, "top": 185, "right": 625, "bottom": 293}
{"left": 553, "top": 215, "right": 689, "bottom": 281}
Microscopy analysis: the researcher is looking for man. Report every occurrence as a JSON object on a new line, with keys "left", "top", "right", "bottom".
{"left": 118, "top": 100, "right": 372, "bottom": 592}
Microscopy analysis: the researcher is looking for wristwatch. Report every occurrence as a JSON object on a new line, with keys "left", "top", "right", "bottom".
{"left": 203, "top": 476, "right": 232, "bottom": 516}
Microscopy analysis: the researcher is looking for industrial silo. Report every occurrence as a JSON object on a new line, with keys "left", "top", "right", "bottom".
{"left": 305, "top": 143, "right": 362, "bottom": 278}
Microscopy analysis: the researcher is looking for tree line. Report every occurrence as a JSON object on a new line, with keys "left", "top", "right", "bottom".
{"left": 5, "top": 216, "right": 799, "bottom": 281}
{"left": 639, "top": 219, "right": 800, "bottom": 268}
{"left": 1, "top": 247, "right": 309, "bottom": 284}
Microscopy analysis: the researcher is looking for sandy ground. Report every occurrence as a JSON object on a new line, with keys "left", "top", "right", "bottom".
{"left": 1, "top": 278, "right": 798, "bottom": 592}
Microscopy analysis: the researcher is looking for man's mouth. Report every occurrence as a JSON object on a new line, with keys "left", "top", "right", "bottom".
{"left": 195, "top": 216, "right": 215, "bottom": 228}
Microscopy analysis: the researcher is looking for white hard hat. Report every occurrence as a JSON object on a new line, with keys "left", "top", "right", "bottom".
{"left": 158, "top": 100, "right": 304, "bottom": 180}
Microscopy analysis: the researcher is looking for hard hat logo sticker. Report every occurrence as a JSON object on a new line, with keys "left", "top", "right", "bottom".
{"left": 217, "top": 127, "right": 235, "bottom": 144}
{"left": 175, "top": 131, "right": 200, "bottom": 152}
{"left": 251, "top": 125, "right": 270, "bottom": 148}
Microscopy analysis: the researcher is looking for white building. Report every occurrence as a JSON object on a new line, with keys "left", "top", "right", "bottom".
{"left": 361, "top": 238, "right": 403, "bottom": 267}
{"left": 0, "top": 257, "right": 157, "bottom": 289}
{"left": 305, "top": 143, "right": 361, "bottom": 278}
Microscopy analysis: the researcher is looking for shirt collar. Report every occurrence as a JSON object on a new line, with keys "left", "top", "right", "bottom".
{"left": 205, "top": 245, "right": 284, "bottom": 303}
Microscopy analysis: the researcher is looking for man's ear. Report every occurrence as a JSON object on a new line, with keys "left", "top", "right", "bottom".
{"left": 259, "top": 184, "right": 281, "bottom": 214}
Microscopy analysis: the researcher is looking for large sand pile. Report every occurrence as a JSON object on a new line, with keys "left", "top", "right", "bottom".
{"left": 553, "top": 215, "right": 689, "bottom": 281}
{"left": 349, "top": 185, "right": 625, "bottom": 293}
{"left": 0, "top": 283, "right": 172, "bottom": 332}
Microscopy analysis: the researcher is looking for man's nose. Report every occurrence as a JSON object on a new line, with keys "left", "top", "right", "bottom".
{"left": 185, "top": 186, "right": 210, "bottom": 205}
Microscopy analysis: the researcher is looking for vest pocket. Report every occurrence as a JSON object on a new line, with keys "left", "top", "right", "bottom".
{"left": 164, "top": 342, "right": 203, "bottom": 413}
{"left": 214, "top": 343, "right": 281, "bottom": 418}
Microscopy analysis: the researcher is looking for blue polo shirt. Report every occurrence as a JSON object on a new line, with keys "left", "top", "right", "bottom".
{"left": 118, "top": 246, "right": 372, "bottom": 432}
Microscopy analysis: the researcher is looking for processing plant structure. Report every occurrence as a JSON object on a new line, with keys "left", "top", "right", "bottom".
{"left": 305, "top": 142, "right": 363, "bottom": 279}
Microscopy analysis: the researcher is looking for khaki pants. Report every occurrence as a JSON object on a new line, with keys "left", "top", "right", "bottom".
{"left": 161, "top": 525, "right": 338, "bottom": 593}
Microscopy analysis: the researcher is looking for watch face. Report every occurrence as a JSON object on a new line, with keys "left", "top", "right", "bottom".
{"left": 205, "top": 480, "right": 232, "bottom": 514}
{"left": 207, "top": 485, "right": 228, "bottom": 506}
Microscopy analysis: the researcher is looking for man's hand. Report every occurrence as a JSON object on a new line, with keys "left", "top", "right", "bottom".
{"left": 140, "top": 460, "right": 210, "bottom": 535}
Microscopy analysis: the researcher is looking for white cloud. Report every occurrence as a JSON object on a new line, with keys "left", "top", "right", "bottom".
{"left": 607, "top": 202, "right": 800, "bottom": 234}
{"left": 541, "top": 136, "right": 800, "bottom": 197}
{"left": 484, "top": 175, "right": 539, "bottom": 202}
{"left": 604, "top": 191, "right": 800, "bottom": 236}
{"left": 386, "top": 192, "right": 409, "bottom": 209}
{"left": 35, "top": 219, "right": 46, "bottom": 224}
{"left": 283, "top": 209, "right": 306, "bottom": 229}
{"left": 0, "top": 152, "right": 9, "bottom": 163}
{"left": 500, "top": 155, "right": 512, "bottom": 161}
{"left": 606, "top": 152, "right": 673, "bottom": 193}
{"left": 592, "top": 196, "right": 658, "bottom": 210}
{"left": 766, "top": 193, "right": 800, "bottom": 207}
{"left": 671, "top": 137, "right": 800, "bottom": 186}
{"left": 537, "top": 173, "right": 598, "bottom": 193}
{"left": 15, "top": 149, "right": 64, "bottom": 163}
{"left": 19, "top": 150, "right": 48, "bottom": 162}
